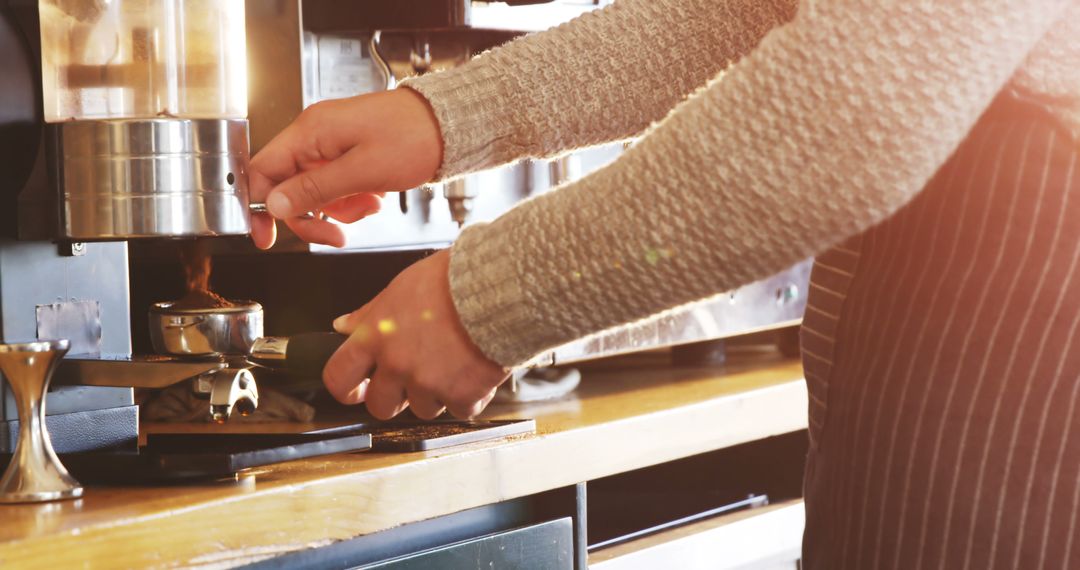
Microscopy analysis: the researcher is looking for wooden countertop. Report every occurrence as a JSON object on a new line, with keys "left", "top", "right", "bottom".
{"left": 0, "top": 349, "right": 806, "bottom": 569}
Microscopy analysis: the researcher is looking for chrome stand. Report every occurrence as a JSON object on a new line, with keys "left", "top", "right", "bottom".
{"left": 0, "top": 340, "right": 82, "bottom": 503}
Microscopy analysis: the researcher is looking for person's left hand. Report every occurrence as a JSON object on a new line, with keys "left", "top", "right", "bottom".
{"left": 325, "top": 249, "right": 509, "bottom": 420}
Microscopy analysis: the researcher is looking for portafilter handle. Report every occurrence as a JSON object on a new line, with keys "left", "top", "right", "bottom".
{"left": 249, "top": 332, "right": 347, "bottom": 379}
{"left": 0, "top": 340, "right": 82, "bottom": 504}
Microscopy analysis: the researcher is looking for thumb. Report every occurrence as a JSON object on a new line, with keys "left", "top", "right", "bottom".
{"left": 265, "top": 150, "right": 383, "bottom": 219}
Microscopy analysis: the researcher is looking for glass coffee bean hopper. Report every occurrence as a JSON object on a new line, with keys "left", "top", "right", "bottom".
{"left": 38, "top": 0, "right": 251, "bottom": 239}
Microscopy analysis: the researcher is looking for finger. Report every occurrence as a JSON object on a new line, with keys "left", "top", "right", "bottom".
{"left": 249, "top": 100, "right": 350, "bottom": 203}
{"left": 446, "top": 398, "right": 482, "bottom": 420}
{"left": 445, "top": 386, "right": 483, "bottom": 419}
{"left": 333, "top": 303, "right": 376, "bottom": 335}
{"left": 250, "top": 212, "right": 278, "bottom": 250}
{"left": 479, "top": 386, "right": 499, "bottom": 409}
{"left": 248, "top": 122, "right": 312, "bottom": 203}
{"left": 282, "top": 216, "right": 346, "bottom": 248}
{"left": 323, "top": 338, "right": 376, "bottom": 404}
{"left": 265, "top": 146, "right": 392, "bottom": 219}
{"left": 336, "top": 378, "right": 371, "bottom": 406}
{"left": 405, "top": 385, "right": 445, "bottom": 420}
{"left": 365, "top": 368, "right": 409, "bottom": 420}
{"left": 447, "top": 388, "right": 497, "bottom": 420}
{"left": 445, "top": 369, "right": 509, "bottom": 419}
{"left": 248, "top": 167, "right": 278, "bottom": 207}
{"left": 322, "top": 193, "right": 384, "bottom": 224}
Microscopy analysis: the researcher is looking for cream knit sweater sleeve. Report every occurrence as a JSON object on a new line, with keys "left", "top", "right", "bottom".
{"left": 418, "top": 0, "right": 1072, "bottom": 367}
{"left": 403, "top": 0, "right": 798, "bottom": 178}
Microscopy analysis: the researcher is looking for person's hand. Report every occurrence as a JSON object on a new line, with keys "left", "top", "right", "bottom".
{"left": 325, "top": 249, "right": 508, "bottom": 420}
{"left": 248, "top": 89, "right": 443, "bottom": 249}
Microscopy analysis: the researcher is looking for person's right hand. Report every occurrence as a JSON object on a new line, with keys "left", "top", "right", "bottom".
{"left": 248, "top": 88, "right": 443, "bottom": 249}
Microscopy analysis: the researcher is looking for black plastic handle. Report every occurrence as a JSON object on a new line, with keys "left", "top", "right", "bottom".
{"left": 248, "top": 332, "right": 348, "bottom": 377}
{"left": 282, "top": 332, "right": 348, "bottom": 376}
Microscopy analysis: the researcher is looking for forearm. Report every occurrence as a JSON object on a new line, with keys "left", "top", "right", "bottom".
{"left": 403, "top": 0, "right": 796, "bottom": 179}
{"left": 448, "top": 0, "right": 1070, "bottom": 367}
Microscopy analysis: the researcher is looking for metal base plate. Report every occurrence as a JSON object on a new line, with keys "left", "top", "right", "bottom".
{"left": 0, "top": 485, "right": 83, "bottom": 504}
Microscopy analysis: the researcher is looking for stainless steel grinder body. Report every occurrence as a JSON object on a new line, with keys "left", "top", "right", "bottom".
{"left": 55, "top": 118, "right": 252, "bottom": 240}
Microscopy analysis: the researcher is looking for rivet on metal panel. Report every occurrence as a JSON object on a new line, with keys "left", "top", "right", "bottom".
{"left": 776, "top": 284, "right": 800, "bottom": 305}
{"left": 57, "top": 242, "right": 86, "bottom": 257}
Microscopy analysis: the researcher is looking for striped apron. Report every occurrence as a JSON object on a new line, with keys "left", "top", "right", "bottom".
{"left": 800, "top": 91, "right": 1080, "bottom": 569}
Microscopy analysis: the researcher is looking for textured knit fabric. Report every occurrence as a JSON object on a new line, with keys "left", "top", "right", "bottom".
{"left": 404, "top": 0, "right": 797, "bottom": 179}
{"left": 801, "top": 93, "right": 1080, "bottom": 570}
{"left": 405, "top": 0, "right": 1080, "bottom": 367}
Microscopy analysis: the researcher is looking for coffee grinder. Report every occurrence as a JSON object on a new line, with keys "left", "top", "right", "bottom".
{"left": 0, "top": 0, "right": 252, "bottom": 460}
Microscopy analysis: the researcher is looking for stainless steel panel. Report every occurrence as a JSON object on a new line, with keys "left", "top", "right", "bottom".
{"left": 56, "top": 118, "right": 251, "bottom": 240}
{"left": 247, "top": 0, "right": 305, "bottom": 154}
{"left": 589, "top": 501, "right": 804, "bottom": 570}
{"left": 359, "top": 518, "right": 574, "bottom": 570}
{"left": 304, "top": 146, "right": 624, "bottom": 253}
{"left": 0, "top": 240, "right": 132, "bottom": 421}
{"left": 35, "top": 300, "right": 101, "bottom": 356}
{"left": 545, "top": 260, "right": 813, "bottom": 366}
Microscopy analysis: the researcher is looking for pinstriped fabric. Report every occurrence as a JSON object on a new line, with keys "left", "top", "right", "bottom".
{"left": 801, "top": 93, "right": 1080, "bottom": 569}
{"left": 800, "top": 239, "right": 860, "bottom": 449}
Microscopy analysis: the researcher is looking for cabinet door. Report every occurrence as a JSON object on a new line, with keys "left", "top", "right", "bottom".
{"left": 589, "top": 500, "right": 803, "bottom": 570}
{"left": 359, "top": 517, "right": 574, "bottom": 570}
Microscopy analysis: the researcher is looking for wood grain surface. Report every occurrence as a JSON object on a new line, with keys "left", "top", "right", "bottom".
{"left": 0, "top": 348, "right": 806, "bottom": 569}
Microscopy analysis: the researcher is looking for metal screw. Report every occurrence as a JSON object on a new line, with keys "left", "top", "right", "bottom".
{"left": 58, "top": 242, "right": 86, "bottom": 257}
{"left": 776, "top": 284, "right": 800, "bottom": 305}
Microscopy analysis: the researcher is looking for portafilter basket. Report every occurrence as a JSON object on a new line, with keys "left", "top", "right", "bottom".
{"left": 149, "top": 301, "right": 264, "bottom": 358}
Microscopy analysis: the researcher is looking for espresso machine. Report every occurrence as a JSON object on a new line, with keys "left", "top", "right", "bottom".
{"left": 0, "top": 0, "right": 254, "bottom": 461}
{"left": 240, "top": 0, "right": 811, "bottom": 368}
{"left": 131, "top": 0, "right": 808, "bottom": 396}
{"left": 0, "top": 0, "right": 810, "bottom": 502}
